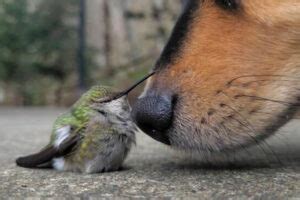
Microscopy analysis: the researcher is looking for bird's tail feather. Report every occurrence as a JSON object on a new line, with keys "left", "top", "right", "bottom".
{"left": 16, "top": 146, "right": 58, "bottom": 168}
{"left": 16, "top": 134, "right": 81, "bottom": 169}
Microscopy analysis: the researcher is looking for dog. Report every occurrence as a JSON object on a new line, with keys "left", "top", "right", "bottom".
{"left": 132, "top": 0, "right": 300, "bottom": 155}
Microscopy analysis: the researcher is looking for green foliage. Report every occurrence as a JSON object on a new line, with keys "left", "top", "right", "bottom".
{"left": 0, "top": 0, "right": 95, "bottom": 105}
{"left": 0, "top": 0, "right": 74, "bottom": 81}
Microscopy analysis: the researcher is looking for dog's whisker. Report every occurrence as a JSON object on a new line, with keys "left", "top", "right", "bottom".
{"left": 253, "top": 111, "right": 296, "bottom": 120}
{"left": 227, "top": 74, "right": 300, "bottom": 86}
{"left": 221, "top": 110, "right": 280, "bottom": 165}
{"left": 272, "top": 132, "right": 298, "bottom": 164}
{"left": 217, "top": 120, "right": 263, "bottom": 164}
{"left": 229, "top": 79, "right": 300, "bottom": 87}
{"left": 234, "top": 95, "right": 300, "bottom": 107}
{"left": 218, "top": 91, "right": 283, "bottom": 164}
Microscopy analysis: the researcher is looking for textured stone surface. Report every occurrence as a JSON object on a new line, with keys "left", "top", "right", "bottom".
{"left": 0, "top": 107, "right": 299, "bottom": 199}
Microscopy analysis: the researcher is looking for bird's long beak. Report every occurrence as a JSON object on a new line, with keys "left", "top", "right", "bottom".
{"left": 96, "top": 71, "right": 156, "bottom": 103}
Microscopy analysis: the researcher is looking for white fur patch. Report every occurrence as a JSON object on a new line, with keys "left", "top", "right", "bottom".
{"left": 53, "top": 157, "right": 65, "bottom": 171}
{"left": 139, "top": 76, "right": 152, "bottom": 99}
{"left": 54, "top": 126, "right": 71, "bottom": 148}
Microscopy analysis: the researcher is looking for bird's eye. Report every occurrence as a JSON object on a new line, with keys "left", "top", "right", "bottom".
{"left": 97, "top": 110, "right": 107, "bottom": 116}
{"left": 215, "top": 0, "right": 239, "bottom": 10}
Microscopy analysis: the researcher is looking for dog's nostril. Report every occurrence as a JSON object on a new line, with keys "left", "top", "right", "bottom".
{"left": 132, "top": 94, "right": 174, "bottom": 144}
{"left": 133, "top": 95, "right": 173, "bottom": 131}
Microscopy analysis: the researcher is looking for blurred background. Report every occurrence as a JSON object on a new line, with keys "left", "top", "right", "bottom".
{"left": 0, "top": 0, "right": 184, "bottom": 106}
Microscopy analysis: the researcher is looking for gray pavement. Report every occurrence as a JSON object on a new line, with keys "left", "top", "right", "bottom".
{"left": 0, "top": 107, "right": 299, "bottom": 199}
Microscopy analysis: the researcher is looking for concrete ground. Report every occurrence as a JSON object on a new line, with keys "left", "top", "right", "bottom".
{"left": 0, "top": 107, "right": 299, "bottom": 199}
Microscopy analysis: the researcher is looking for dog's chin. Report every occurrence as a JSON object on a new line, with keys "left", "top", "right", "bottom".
{"left": 158, "top": 111, "right": 296, "bottom": 154}
{"left": 141, "top": 128, "right": 171, "bottom": 146}
{"left": 166, "top": 127, "right": 252, "bottom": 153}
{"left": 141, "top": 116, "right": 257, "bottom": 152}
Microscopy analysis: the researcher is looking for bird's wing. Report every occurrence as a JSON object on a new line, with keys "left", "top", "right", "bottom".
{"left": 16, "top": 126, "right": 83, "bottom": 169}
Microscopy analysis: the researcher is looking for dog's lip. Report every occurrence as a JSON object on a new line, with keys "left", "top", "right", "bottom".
{"left": 141, "top": 128, "right": 171, "bottom": 145}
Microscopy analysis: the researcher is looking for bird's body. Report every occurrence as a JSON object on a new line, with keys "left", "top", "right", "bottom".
{"left": 16, "top": 86, "right": 137, "bottom": 173}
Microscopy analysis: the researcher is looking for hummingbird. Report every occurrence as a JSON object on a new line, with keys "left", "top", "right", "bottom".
{"left": 16, "top": 72, "right": 155, "bottom": 173}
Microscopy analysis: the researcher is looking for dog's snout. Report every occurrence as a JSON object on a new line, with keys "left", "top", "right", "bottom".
{"left": 133, "top": 95, "right": 173, "bottom": 131}
{"left": 132, "top": 94, "right": 175, "bottom": 145}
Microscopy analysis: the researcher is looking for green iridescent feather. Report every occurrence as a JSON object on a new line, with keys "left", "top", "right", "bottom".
{"left": 49, "top": 86, "right": 114, "bottom": 144}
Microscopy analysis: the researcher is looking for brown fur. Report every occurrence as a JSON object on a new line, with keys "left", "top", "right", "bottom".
{"left": 143, "top": 0, "right": 300, "bottom": 152}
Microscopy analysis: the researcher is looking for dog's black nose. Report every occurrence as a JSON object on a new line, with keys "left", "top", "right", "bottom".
{"left": 132, "top": 94, "right": 175, "bottom": 145}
